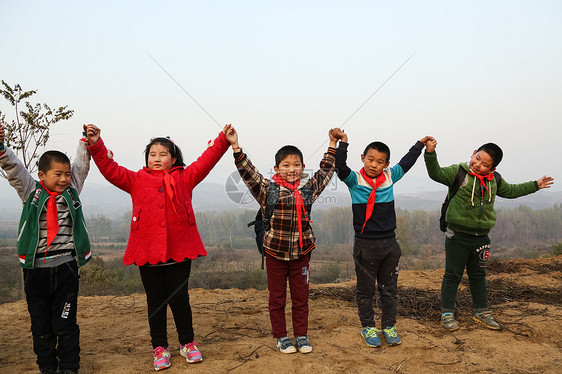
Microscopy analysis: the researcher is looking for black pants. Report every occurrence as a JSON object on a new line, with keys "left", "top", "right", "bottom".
{"left": 139, "top": 261, "right": 194, "bottom": 349}
{"left": 23, "top": 260, "right": 80, "bottom": 372}
{"left": 353, "top": 236, "right": 401, "bottom": 329}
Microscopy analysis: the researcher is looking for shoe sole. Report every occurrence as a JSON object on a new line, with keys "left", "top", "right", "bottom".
{"left": 298, "top": 346, "right": 313, "bottom": 354}
{"left": 278, "top": 347, "right": 297, "bottom": 354}
{"left": 154, "top": 364, "right": 171, "bottom": 371}
{"left": 441, "top": 323, "right": 460, "bottom": 331}
{"left": 473, "top": 317, "right": 501, "bottom": 330}
{"left": 385, "top": 340, "right": 402, "bottom": 346}
{"left": 180, "top": 351, "right": 203, "bottom": 363}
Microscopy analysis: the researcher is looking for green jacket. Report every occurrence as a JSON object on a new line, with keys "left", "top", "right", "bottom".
{"left": 17, "top": 181, "right": 92, "bottom": 269}
{"left": 424, "top": 151, "right": 538, "bottom": 236}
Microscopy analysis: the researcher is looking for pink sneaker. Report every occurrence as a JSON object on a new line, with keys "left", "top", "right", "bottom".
{"left": 180, "top": 341, "right": 203, "bottom": 363}
{"left": 153, "top": 346, "right": 171, "bottom": 371}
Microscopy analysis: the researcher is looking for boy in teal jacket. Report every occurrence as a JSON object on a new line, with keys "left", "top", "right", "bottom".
{"left": 0, "top": 123, "right": 91, "bottom": 374}
{"left": 424, "top": 139, "right": 553, "bottom": 331}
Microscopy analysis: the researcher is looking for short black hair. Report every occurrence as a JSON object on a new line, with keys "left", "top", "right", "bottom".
{"left": 363, "top": 141, "right": 390, "bottom": 163}
{"left": 144, "top": 137, "right": 185, "bottom": 168}
{"left": 477, "top": 143, "right": 503, "bottom": 168}
{"left": 275, "top": 145, "right": 303, "bottom": 166}
{"left": 38, "top": 151, "right": 70, "bottom": 172}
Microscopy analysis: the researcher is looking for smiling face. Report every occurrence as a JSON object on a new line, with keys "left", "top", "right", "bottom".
{"left": 469, "top": 150, "right": 495, "bottom": 175}
{"left": 274, "top": 154, "right": 305, "bottom": 184}
{"left": 361, "top": 148, "right": 389, "bottom": 179}
{"left": 38, "top": 161, "right": 71, "bottom": 193}
{"left": 147, "top": 144, "right": 177, "bottom": 171}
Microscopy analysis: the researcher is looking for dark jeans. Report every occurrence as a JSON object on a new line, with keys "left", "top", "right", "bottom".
{"left": 266, "top": 254, "right": 310, "bottom": 338}
{"left": 23, "top": 260, "right": 80, "bottom": 372}
{"left": 139, "top": 261, "right": 194, "bottom": 349}
{"left": 441, "top": 230, "right": 491, "bottom": 313}
{"left": 353, "top": 236, "right": 401, "bottom": 329}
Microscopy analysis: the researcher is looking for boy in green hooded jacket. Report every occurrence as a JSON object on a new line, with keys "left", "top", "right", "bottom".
{"left": 424, "top": 139, "right": 553, "bottom": 331}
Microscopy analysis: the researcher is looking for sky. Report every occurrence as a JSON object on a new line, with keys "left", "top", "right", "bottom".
{"left": 1, "top": 0, "right": 561, "bottom": 196}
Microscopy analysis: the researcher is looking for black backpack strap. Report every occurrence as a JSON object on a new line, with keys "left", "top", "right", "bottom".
{"left": 263, "top": 181, "right": 280, "bottom": 230}
{"left": 493, "top": 171, "right": 502, "bottom": 191}
{"left": 448, "top": 166, "right": 467, "bottom": 202}
{"left": 440, "top": 166, "right": 467, "bottom": 232}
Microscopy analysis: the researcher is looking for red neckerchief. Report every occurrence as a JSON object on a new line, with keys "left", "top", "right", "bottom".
{"left": 467, "top": 170, "right": 494, "bottom": 198}
{"left": 272, "top": 174, "right": 312, "bottom": 252}
{"left": 163, "top": 170, "right": 180, "bottom": 217}
{"left": 359, "top": 168, "right": 386, "bottom": 234}
{"left": 39, "top": 181, "right": 61, "bottom": 261}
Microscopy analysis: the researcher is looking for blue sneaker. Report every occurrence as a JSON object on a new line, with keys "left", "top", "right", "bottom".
{"left": 361, "top": 327, "right": 382, "bottom": 347}
{"left": 382, "top": 326, "right": 402, "bottom": 346}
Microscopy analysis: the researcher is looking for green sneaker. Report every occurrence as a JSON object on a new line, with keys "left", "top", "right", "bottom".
{"left": 441, "top": 313, "right": 460, "bottom": 331}
{"left": 382, "top": 326, "right": 402, "bottom": 346}
{"left": 473, "top": 311, "right": 500, "bottom": 330}
{"left": 361, "top": 326, "right": 382, "bottom": 348}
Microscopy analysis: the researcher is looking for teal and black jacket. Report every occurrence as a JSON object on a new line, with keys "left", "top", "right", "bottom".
{"left": 336, "top": 141, "right": 425, "bottom": 239}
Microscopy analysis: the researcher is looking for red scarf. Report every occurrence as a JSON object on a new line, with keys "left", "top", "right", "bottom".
{"left": 39, "top": 181, "right": 61, "bottom": 259}
{"left": 467, "top": 170, "right": 494, "bottom": 198}
{"left": 163, "top": 170, "right": 180, "bottom": 217}
{"left": 359, "top": 168, "right": 386, "bottom": 234}
{"left": 272, "top": 174, "right": 312, "bottom": 252}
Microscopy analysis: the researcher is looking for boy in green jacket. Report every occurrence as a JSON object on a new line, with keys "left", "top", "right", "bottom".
{"left": 424, "top": 139, "right": 553, "bottom": 331}
{"left": 0, "top": 123, "right": 92, "bottom": 374}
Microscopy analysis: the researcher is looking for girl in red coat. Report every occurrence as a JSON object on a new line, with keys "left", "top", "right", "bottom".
{"left": 85, "top": 124, "right": 236, "bottom": 371}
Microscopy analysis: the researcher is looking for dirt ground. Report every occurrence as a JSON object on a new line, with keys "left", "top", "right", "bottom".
{"left": 1, "top": 257, "right": 560, "bottom": 374}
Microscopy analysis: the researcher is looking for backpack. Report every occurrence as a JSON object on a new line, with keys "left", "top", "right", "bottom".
{"left": 439, "top": 167, "right": 502, "bottom": 232}
{"left": 248, "top": 181, "right": 313, "bottom": 269}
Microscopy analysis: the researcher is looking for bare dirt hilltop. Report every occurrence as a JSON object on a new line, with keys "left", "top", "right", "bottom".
{"left": 1, "top": 256, "right": 560, "bottom": 374}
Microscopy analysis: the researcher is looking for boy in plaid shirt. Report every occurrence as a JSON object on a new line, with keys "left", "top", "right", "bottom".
{"left": 227, "top": 127, "right": 339, "bottom": 354}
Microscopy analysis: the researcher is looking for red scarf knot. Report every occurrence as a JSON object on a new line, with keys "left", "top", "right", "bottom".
{"left": 272, "top": 174, "right": 312, "bottom": 252}
{"left": 467, "top": 170, "right": 494, "bottom": 198}
{"left": 359, "top": 168, "right": 387, "bottom": 234}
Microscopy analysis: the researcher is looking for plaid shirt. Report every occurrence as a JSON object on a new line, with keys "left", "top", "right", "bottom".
{"left": 235, "top": 148, "right": 336, "bottom": 261}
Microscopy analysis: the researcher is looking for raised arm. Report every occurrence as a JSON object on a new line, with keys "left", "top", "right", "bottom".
{"left": 183, "top": 125, "right": 231, "bottom": 189}
{"left": 424, "top": 141, "right": 460, "bottom": 187}
{"left": 307, "top": 129, "right": 337, "bottom": 202}
{"left": 70, "top": 125, "right": 92, "bottom": 194}
{"left": 332, "top": 128, "right": 353, "bottom": 181}
{"left": 0, "top": 123, "right": 37, "bottom": 201}
{"left": 86, "top": 125, "right": 137, "bottom": 193}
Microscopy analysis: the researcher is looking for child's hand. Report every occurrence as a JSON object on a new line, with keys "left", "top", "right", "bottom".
{"left": 426, "top": 138, "right": 437, "bottom": 153}
{"left": 419, "top": 136, "right": 434, "bottom": 145}
{"left": 537, "top": 176, "right": 554, "bottom": 189}
{"left": 225, "top": 124, "right": 239, "bottom": 147}
{"left": 85, "top": 124, "right": 101, "bottom": 145}
{"left": 331, "top": 128, "right": 348, "bottom": 143}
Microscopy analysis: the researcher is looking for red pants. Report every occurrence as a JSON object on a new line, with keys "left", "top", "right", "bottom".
{"left": 266, "top": 254, "right": 310, "bottom": 338}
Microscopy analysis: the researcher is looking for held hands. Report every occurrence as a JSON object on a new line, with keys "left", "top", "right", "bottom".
{"left": 331, "top": 128, "right": 348, "bottom": 143}
{"left": 223, "top": 124, "right": 239, "bottom": 150}
{"left": 419, "top": 136, "right": 434, "bottom": 145}
{"left": 84, "top": 124, "right": 101, "bottom": 145}
{"left": 537, "top": 176, "right": 554, "bottom": 189}
{"left": 426, "top": 138, "right": 438, "bottom": 153}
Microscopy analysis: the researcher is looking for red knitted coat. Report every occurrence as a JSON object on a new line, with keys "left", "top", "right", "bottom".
{"left": 88, "top": 132, "right": 229, "bottom": 266}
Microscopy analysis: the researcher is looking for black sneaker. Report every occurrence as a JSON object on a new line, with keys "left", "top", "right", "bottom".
{"left": 295, "top": 336, "right": 313, "bottom": 353}
{"left": 276, "top": 336, "right": 297, "bottom": 354}
{"left": 39, "top": 368, "right": 57, "bottom": 374}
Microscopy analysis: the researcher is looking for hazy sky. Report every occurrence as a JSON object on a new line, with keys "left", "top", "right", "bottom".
{"left": 1, "top": 0, "right": 560, "bottom": 195}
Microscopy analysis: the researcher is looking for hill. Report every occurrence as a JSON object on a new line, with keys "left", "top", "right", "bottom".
{"left": 0, "top": 256, "right": 560, "bottom": 373}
